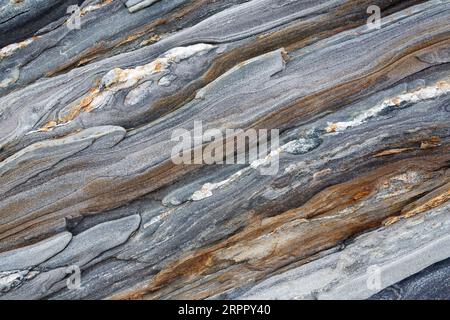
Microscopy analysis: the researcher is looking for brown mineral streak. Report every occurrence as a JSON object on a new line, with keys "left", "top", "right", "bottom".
{"left": 391, "top": 182, "right": 450, "bottom": 222}
{"left": 2, "top": 34, "right": 449, "bottom": 251}
{"left": 254, "top": 38, "right": 450, "bottom": 130}
{"left": 374, "top": 148, "right": 414, "bottom": 157}
{"left": 1, "top": 0, "right": 449, "bottom": 300}
{"left": 146, "top": 0, "right": 392, "bottom": 122}
{"left": 38, "top": 88, "right": 100, "bottom": 131}
{"left": 111, "top": 156, "right": 450, "bottom": 300}
{"left": 46, "top": 0, "right": 208, "bottom": 78}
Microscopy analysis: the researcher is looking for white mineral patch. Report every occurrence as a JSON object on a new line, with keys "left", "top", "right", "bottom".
{"left": 250, "top": 149, "right": 281, "bottom": 169}
{"left": 127, "top": 0, "right": 159, "bottom": 13}
{"left": 0, "top": 269, "right": 40, "bottom": 292}
{"left": 125, "top": 81, "right": 153, "bottom": 105}
{"left": 143, "top": 215, "right": 163, "bottom": 229}
{"left": 0, "top": 38, "right": 34, "bottom": 60}
{"left": 191, "top": 170, "right": 244, "bottom": 201}
{"left": 158, "top": 74, "right": 177, "bottom": 87}
{"left": 0, "top": 270, "right": 27, "bottom": 292}
{"left": 375, "top": 171, "right": 422, "bottom": 200}
{"left": 282, "top": 137, "right": 320, "bottom": 154}
{"left": 164, "top": 44, "right": 215, "bottom": 62}
{"left": 100, "top": 44, "right": 215, "bottom": 91}
{"left": 81, "top": 0, "right": 113, "bottom": 15}
{"left": 325, "top": 79, "right": 450, "bottom": 133}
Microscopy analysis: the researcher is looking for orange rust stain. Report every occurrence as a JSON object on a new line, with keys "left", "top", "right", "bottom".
{"left": 353, "top": 190, "right": 371, "bottom": 201}
{"left": 154, "top": 253, "right": 214, "bottom": 286}
{"left": 374, "top": 148, "right": 413, "bottom": 157}
{"left": 420, "top": 136, "right": 441, "bottom": 149}
{"left": 391, "top": 97, "right": 402, "bottom": 106}
{"left": 109, "top": 156, "right": 449, "bottom": 300}
{"left": 153, "top": 60, "right": 163, "bottom": 73}
{"left": 38, "top": 88, "right": 100, "bottom": 131}
{"left": 80, "top": 0, "right": 113, "bottom": 17}
{"left": 383, "top": 183, "right": 450, "bottom": 226}
{"left": 403, "top": 188, "right": 450, "bottom": 218}
{"left": 326, "top": 123, "right": 338, "bottom": 133}
{"left": 436, "top": 80, "right": 450, "bottom": 89}
{"left": 140, "top": 34, "right": 161, "bottom": 46}
{"left": 280, "top": 48, "right": 290, "bottom": 62}
{"left": 37, "top": 121, "right": 58, "bottom": 132}
{"left": 382, "top": 216, "right": 401, "bottom": 226}
{"left": 119, "top": 33, "right": 142, "bottom": 46}
{"left": 118, "top": 252, "right": 215, "bottom": 300}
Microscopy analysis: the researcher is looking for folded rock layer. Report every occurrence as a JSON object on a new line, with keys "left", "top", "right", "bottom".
{"left": 0, "top": 0, "right": 448, "bottom": 300}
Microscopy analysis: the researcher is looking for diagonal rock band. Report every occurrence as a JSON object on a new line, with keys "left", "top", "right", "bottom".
{"left": 0, "top": 0, "right": 449, "bottom": 300}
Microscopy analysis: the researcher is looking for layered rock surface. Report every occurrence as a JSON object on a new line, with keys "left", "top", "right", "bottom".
{"left": 0, "top": 0, "right": 448, "bottom": 299}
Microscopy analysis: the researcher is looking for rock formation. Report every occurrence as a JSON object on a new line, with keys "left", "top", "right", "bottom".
{"left": 0, "top": 0, "right": 448, "bottom": 299}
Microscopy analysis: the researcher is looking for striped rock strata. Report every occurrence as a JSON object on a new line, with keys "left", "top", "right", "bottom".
{"left": 0, "top": 0, "right": 448, "bottom": 300}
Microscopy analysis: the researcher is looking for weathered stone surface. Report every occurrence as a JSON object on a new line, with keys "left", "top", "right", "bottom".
{"left": 41, "top": 214, "right": 141, "bottom": 269}
{"left": 371, "top": 258, "right": 450, "bottom": 300}
{"left": 0, "top": 0, "right": 448, "bottom": 300}
{"left": 229, "top": 203, "right": 450, "bottom": 300}
{"left": 0, "top": 232, "right": 72, "bottom": 272}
